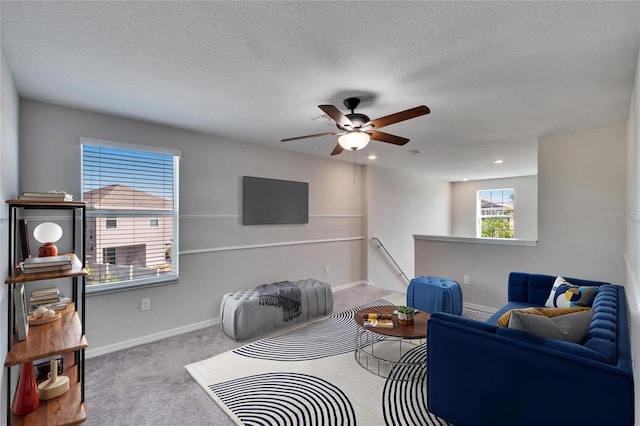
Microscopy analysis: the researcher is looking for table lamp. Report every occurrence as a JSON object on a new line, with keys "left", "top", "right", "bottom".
{"left": 33, "top": 222, "right": 63, "bottom": 257}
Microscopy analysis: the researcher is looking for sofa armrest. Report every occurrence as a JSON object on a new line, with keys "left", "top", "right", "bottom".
{"left": 426, "top": 315, "right": 634, "bottom": 426}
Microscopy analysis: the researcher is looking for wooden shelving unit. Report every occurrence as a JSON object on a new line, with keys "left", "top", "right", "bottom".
{"left": 4, "top": 200, "right": 88, "bottom": 425}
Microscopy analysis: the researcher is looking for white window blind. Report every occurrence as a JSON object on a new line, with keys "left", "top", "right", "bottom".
{"left": 81, "top": 138, "right": 180, "bottom": 293}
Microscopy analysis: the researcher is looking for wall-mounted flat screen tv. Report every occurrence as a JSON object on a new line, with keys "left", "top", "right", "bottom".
{"left": 243, "top": 176, "right": 309, "bottom": 225}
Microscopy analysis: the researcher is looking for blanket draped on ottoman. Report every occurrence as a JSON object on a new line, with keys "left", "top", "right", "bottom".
{"left": 256, "top": 281, "right": 302, "bottom": 321}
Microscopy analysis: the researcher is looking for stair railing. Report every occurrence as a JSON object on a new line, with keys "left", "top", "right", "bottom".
{"left": 372, "top": 237, "right": 410, "bottom": 284}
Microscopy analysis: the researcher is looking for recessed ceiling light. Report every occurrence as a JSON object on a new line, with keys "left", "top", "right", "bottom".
{"left": 462, "top": 178, "right": 469, "bottom": 182}
{"left": 494, "top": 159, "right": 504, "bottom": 164}
{"left": 368, "top": 155, "right": 377, "bottom": 160}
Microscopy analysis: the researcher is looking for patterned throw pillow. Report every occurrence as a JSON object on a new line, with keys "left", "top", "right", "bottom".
{"left": 544, "top": 276, "right": 598, "bottom": 308}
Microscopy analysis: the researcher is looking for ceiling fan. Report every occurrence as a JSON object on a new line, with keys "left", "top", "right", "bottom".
{"left": 281, "top": 97, "right": 430, "bottom": 156}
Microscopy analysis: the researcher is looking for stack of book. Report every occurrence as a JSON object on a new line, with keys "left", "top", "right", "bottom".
{"left": 19, "top": 254, "right": 73, "bottom": 274}
{"left": 29, "top": 287, "right": 61, "bottom": 306}
{"left": 18, "top": 191, "right": 73, "bottom": 202}
{"left": 29, "top": 287, "right": 71, "bottom": 311}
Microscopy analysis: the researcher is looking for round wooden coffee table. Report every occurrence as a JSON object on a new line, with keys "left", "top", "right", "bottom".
{"left": 354, "top": 305, "right": 430, "bottom": 380}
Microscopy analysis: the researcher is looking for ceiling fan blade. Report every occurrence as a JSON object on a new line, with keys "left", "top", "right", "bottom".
{"left": 281, "top": 131, "right": 337, "bottom": 142}
{"left": 319, "top": 105, "right": 354, "bottom": 129}
{"left": 366, "top": 105, "right": 430, "bottom": 129}
{"left": 330, "top": 143, "right": 344, "bottom": 156}
{"left": 369, "top": 130, "right": 410, "bottom": 146}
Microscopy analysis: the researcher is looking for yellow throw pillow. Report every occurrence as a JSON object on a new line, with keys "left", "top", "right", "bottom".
{"left": 497, "top": 307, "right": 591, "bottom": 327}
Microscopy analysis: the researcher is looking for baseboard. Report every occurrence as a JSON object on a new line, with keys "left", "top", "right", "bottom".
{"left": 332, "top": 280, "right": 369, "bottom": 292}
{"left": 86, "top": 317, "right": 220, "bottom": 359}
{"left": 463, "top": 301, "right": 498, "bottom": 313}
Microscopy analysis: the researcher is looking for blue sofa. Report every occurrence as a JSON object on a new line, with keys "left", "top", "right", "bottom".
{"left": 426, "top": 272, "right": 634, "bottom": 426}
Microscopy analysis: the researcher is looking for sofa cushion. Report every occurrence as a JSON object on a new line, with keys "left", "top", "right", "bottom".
{"left": 486, "top": 301, "right": 535, "bottom": 325}
{"left": 497, "top": 306, "right": 591, "bottom": 327}
{"left": 581, "top": 284, "right": 618, "bottom": 364}
{"left": 544, "top": 276, "right": 598, "bottom": 308}
{"left": 508, "top": 310, "right": 593, "bottom": 343}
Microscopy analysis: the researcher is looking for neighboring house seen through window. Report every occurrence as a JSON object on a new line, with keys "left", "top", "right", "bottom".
{"left": 81, "top": 137, "right": 181, "bottom": 292}
{"left": 477, "top": 188, "right": 514, "bottom": 238}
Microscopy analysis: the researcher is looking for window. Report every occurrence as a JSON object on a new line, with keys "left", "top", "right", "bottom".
{"left": 103, "top": 247, "right": 116, "bottom": 264}
{"left": 477, "top": 188, "right": 514, "bottom": 238}
{"left": 81, "top": 137, "right": 181, "bottom": 292}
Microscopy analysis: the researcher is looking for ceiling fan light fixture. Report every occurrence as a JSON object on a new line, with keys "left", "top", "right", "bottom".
{"left": 338, "top": 131, "right": 370, "bottom": 151}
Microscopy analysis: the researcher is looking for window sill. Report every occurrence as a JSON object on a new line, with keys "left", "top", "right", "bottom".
{"left": 413, "top": 235, "right": 538, "bottom": 246}
{"left": 86, "top": 278, "right": 179, "bottom": 296}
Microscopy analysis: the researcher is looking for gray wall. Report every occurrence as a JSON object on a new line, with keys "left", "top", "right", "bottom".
{"left": 452, "top": 175, "right": 538, "bottom": 240}
{"left": 365, "top": 166, "right": 450, "bottom": 291}
{"left": 624, "top": 44, "right": 640, "bottom": 424}
{"left": 416, "top": 123, "right": 627, "bottom": 308}
{"left": 1, "top": 49, "right": 20, "bottom": 420}
{"left": 18, "top": 100, "right": 366, "bottom": 352}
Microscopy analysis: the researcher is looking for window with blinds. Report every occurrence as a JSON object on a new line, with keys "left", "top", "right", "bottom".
{"left": 81, "top": 138, "right": 180, "bottom": 293}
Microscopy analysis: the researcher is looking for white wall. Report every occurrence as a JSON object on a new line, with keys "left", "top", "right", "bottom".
{"left": 366, "top": 166, "right": 450, "bottom": 291}
{"left": 18, "top": 100, "right": 366, "bottom": 351}
{"left": 624, "top": 44, "right": 640, "bottom": 425}
{"left": 1, "top": 49, "right": 20, "bottom": 421}
{"left": 452, "top": 175, "right": 538, "bottom": 239}
{"left": 416, "top": 123, "right": 627, "bottom": 308}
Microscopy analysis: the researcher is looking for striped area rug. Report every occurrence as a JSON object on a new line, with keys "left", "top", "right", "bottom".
{"left": 186, "top": 297, "right": 453, "bottom": 426}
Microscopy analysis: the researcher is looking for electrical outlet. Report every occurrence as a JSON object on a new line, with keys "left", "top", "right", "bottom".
{"left": 463, "top": 275, "right": 470, "bottom": 285}
{"left": 324, "top": 266, "right": 330, "bottom": 275}
{"left": 141, "top": 298, "right": 151, "bottom": 311}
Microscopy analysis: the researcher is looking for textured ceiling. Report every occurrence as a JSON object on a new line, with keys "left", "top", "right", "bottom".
{"left": 2, "top": 1, "right": 639, "bottom": 181}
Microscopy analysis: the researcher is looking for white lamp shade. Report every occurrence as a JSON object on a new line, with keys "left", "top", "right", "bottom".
{"left": 338, "top": 131, "right": 370, "bottom": 151}
{"left": 33, "top": 222, "right": 63, "bottom": 243}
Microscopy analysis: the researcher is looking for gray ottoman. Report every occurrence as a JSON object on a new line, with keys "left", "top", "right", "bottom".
{"left": 220, "top": 278, "right": 333, "bottom": 340}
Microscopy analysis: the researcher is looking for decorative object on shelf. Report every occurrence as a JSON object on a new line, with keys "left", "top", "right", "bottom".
{"left": 13, "top": 284, "right": 29, "bottom": 341}
{"left": 33, "top": 222, "right": 64, "bottom": 257}
{"left": 13, "top": 362, "right": 39, "bottom": 415}
{"left": 18, "top": 219, "right": 31, "bottom": 261}
{"left": 396, "top": 306, "right": 415, "bottom": 326}
{"left": 34, "top": 355, "right": 63, "bottom": 381}
{"left": 37, "top": 359, "right": 69, "bottom": 400}
{"left": 28, "top": 306, "right": 61, "bottom": 325}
